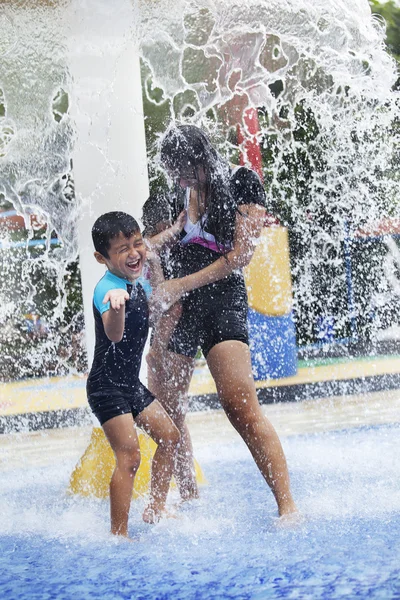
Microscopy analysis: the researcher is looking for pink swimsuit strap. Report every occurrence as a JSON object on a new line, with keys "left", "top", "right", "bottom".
{"left": 181, "top": 186, "right": 232, "bottom": 253}
{"left": 187, "top": 236, "right": 223, "bottom": 253}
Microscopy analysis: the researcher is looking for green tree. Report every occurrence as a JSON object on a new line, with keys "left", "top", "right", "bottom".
{"left": 370, "top": 1, "right": 400, "bottom": 63}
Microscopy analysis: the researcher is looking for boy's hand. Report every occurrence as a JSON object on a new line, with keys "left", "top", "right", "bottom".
{"left": 171, "top": 210, "right": 187, "bottom": 236}
{"left": 103, "top": 288, "right": 130, "bottom": 311}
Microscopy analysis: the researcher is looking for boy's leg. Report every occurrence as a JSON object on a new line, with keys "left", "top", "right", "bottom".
{"left": 206, "top": 341, "right": 298, "bottom": 517}
{"left": 102, "top": 413, "right": 141, "bottom": 537}
{"left": 147, "top": 348, "right": 198, "bottom": 501}
{"left": 135, "top": 399, "right": 181, "bottom": 523}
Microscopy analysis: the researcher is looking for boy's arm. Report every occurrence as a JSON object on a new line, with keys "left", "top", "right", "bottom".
{"left": 145, "top": 210, "right": 186, "bottom": 252}
{"left": 101, "top": 288, "right": 129, "bottom": 342}
{"left": 146, "top": 250, "right": 165, "bottom": 288}
{"left": 145, "top": 251, "right": 166, "bottom": 325}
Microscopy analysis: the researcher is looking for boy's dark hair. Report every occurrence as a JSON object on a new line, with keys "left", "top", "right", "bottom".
{"left": 141, "top": 193, "right": 172, "bottom": 237}
{"left": 92, "top": 211, "right": 140, "bottom": 258}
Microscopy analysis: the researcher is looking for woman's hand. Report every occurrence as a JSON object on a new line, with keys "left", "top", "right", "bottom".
{"left": 150, "top": 279, "right": 185, "bottom": 315}
{"left": 145, "top": 248, "right": 161, "bottom": 266}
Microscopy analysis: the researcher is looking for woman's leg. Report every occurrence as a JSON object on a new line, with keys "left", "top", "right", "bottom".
{"left": 206, "top": 340, "right": 298, "bottom": 517}
{"left": 102, "top": 413, "right": 142, "bottom": 537}
{"left": 147, "top": 350, "right": 198, "bottom": 501}
{"left": 135, "top": 399, "right": 181, "bottom": 522}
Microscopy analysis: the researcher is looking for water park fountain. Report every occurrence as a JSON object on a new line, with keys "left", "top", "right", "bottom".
{"left": 1, "top": 1, "right": 400, "bottom": 598}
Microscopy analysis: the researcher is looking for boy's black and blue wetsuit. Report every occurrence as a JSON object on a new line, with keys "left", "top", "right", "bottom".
{"left": 86, "top": 270, "right": 155, "bottom": 426}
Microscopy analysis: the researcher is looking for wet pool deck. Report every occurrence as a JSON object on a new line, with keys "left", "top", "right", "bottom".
{"left": 1, "top": 354, "right": 400, "bottom": 434}
{"left": 1, "top": 385, "right": 400, "bottom": 472}
{"left": 1, "top": 360, "right": 399, "bottom": 600}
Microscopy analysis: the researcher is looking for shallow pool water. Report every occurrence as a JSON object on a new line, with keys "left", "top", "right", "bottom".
{"left": 1, "top": 424, "right": 400, "bottom": 599}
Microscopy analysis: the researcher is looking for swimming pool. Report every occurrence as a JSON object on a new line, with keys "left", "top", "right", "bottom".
{"left": 1, "top": 423, "right": 399, "bottom": 599}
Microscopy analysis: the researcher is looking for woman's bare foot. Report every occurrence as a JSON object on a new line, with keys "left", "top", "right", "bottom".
{"left": 174, "top": 491, "right": 200, "bottom": 511}
{"left": 180, "top": 489, "right": 200, "bottom": 502}
{"left": 275, "top": 510, "right": 305, "bottom": 529}
{"left": 277, "top": 496, "right": 298, "bottom": 518}
{"left": 111, "top": 531, "right": 136, "bottom": 542}
{"left": 142, "top": 504, "right": 178, "bottom": 524}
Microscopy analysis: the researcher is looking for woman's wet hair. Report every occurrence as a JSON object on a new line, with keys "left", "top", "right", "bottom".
{"left": 92, "top": 211, "right": 140, "bottom": 258}
{"left": 160, "top": 124, "right": 237, "bottom": 248}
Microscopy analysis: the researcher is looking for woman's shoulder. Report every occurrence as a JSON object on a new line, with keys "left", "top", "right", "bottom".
{"left": 229, "top": 164, "right": 261, "bottom": 183}
{"left": 229, "top": 166, "right": 266, "bottom": 207}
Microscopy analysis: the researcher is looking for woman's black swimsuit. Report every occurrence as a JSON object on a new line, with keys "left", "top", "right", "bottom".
{"left": 167, "top": 166, "right": 267, "bottom": 359}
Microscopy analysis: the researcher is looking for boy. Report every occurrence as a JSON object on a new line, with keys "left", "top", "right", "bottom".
{"left": 87, "top": 211, "right": 180, "bottom": 538}
{"left": 142, "top": 195, "right": 199, "bottom": 502}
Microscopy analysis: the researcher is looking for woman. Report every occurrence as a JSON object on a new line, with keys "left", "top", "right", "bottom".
{"left": 149, "top": 124, "right": 298, "bottom": 518}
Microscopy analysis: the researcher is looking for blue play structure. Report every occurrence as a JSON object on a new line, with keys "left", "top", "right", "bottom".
{"left": 245, "top": 226, "right": 298, "bottom": 380}
{"left": 248, "top": 309, "right": 297, "bottom": 380}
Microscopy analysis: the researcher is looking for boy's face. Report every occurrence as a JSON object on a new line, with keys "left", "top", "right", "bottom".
{"left": 95, "top": 231, "right": 146, "bottom": 282}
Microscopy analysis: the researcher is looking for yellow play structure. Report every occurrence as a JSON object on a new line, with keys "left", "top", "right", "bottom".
{"left": 244, "top": 225, "right": 293, "bottom": 317}
{"left": 68, "top": 427, "right": 206, "bottom": 499}
{"left": 244, "top": 224, "right": 297, "bottom": 380}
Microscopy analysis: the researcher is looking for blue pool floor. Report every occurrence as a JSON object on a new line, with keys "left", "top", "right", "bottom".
{"left": 1, "top": 424, "right": 400, "bottom": 599}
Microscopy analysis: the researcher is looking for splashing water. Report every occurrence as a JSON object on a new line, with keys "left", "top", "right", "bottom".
{"left": 0, "top": 5, "right": 76, "bottom": 251}
{"left": 0, "top": 0, "right": 399, "bottom": 375}
{"left": 0, "top": 3, "right": 84, "bottom": 380}
{"left": 0, "top": 3, "right": 400, "bottom": 597}
{"left": 139, "top": 0, "right": 400, "bottom": 346}
{"left": 1, "top": 424, "right": 400, "bottom": 598}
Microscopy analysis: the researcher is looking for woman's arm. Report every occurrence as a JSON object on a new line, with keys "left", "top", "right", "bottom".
{"left": 151, "top": 203, "right": 266, "bottom": 311}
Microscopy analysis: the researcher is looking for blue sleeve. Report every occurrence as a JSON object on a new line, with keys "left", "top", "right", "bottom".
{"left": 93, "top": 277, "right": 123, "bottom": 315}
{"left": 137, "top": 276, "right": 152, "bottom": 299}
